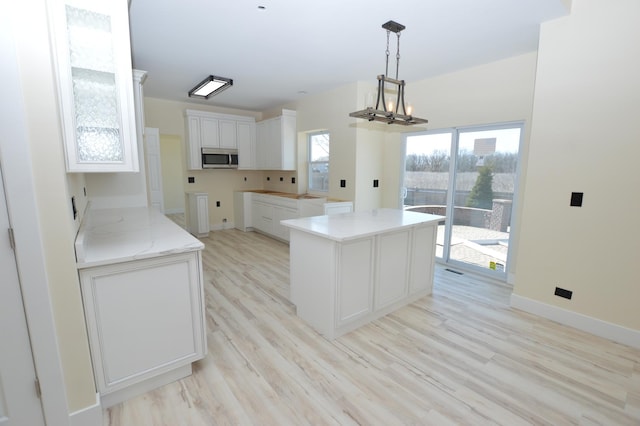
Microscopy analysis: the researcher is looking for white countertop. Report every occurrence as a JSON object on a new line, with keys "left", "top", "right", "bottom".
{"left": 281, "top": 208, "right": 444, "bottom": 242}
{"left": 75, "top": 206, "right": 204, "bottom": 269}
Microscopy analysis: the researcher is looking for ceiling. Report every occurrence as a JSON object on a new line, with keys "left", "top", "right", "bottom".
{"left": 128, "top": 0, "right": 569, "bottom": 113}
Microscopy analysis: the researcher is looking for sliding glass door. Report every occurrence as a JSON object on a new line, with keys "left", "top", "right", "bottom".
{"left": 401, "top": 123, "right": 522, "bottom": 277}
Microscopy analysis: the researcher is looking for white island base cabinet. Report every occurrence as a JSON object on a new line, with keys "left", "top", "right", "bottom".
{"left": 79, "top": 251, "right": 206, "bottom": 407}
{"left": 286, "top": 211, "right": 440, "bottom": 340}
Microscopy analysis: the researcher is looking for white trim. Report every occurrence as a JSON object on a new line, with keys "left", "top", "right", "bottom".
{"left": 510, "top": 294, "right": 640, "bottom": 350}
{"left": 211, "top": 221, "right": 235, "bottom": 231}
{"left": 164, "top": 208, "right": 185, "bottom": 215}
{"left": 0, "top": 12, "right": 70, "bottom": 425}
{"left": 69, "top": 393, "right": 101, "bottom": 426}
{"left": 100, "top": 364, "right": 192, "bottom": 408}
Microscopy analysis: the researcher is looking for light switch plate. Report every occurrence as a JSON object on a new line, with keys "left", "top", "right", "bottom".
{"left": 570, "top": 192, "right": 583, "bottom": 207}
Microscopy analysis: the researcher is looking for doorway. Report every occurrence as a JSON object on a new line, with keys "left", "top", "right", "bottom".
{"left": 401, "top": 122, "right": 523, "bottom": 278}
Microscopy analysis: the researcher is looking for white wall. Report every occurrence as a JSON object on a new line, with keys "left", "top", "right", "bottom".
{"left": 290, "top": 83, "right": 361, "bottom": 205}
{"left": 160, "top": 134, "right": 185, "bottom": 213}
{"left": 514, "top": 0, "right": 640, "bottom": 331}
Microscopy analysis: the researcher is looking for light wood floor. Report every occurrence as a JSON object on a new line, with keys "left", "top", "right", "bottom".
{"left": 104, "top": 228, "right": 640, "bottom": 425}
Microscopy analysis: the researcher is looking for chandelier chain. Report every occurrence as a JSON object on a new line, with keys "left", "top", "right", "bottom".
{"left": 385, "top": 29, "right": 391, "bottom": 77}
{"left": 396, "top": 31, "right": 401, "bottom": 80}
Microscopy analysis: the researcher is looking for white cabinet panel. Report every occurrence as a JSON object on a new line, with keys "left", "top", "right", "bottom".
{"left": 219, "top": 119, "right": 237, "bottom": 149}
{"left": 255, "top": 121, "right": 267, "bottom": 169}
{"left": 337, "top": 238, "right": 374, "bottom": 326}
{"left": 237, "top": 121, "right": 255, "bottom": 169}
{"left": 272, "top": 206, "right": 298, "bottom": 241}
{"left": 252, "top": 201, "right": 273, "bottom": 234}
{"left": 186, "top": 115, "right": 202, "bottom": 170}
{"left": 200, "top": 117, "right": 220, "bottom": 148}
{"left": 255, "top": 110, "right": 296, "bottom": 170}
{"left": 324, "top": 202, "right": 353, "bottom": 215}
{"left": 375, "top": 230, "right": 410, "bottom": 309}
{"left": 409, "top": 225, "right": 436, "bottom": 293}
{"left": 187, "top": 192, "right": 209, "bottom": 237}
{"left": 233, "top": 191, "right": 252, "bottom": 231}
{"left": 145, "top": 127, "right": 164, "bottom": 212}
{"left": 79, "top": 252, "right": 206, "bottom": 396}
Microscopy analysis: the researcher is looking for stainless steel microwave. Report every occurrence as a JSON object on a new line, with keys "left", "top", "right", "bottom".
{"left": 201, "top": 148, "right": 238, "bottom": 169}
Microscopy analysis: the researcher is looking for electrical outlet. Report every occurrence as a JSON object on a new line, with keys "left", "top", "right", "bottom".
{"left": 188, "top": 176, "right": 195, "bottom": 183}
{"left": 244, "top": 177, "right": 247, "bottom": 182}
{"left": 554, "top": 286, "right": 573, "bottom": 299}
{"left": 570, "top": 192, "right": 583, "bottom": 207}
{"left": 267, "top": 176, "right": 270, "bottom": 181}
{"left": 373, "top": 179, "right": 379, "bottom": 188}
{"left": 291, "top": 177, "right": 296, "bottom": 184}
{"left": 216, "top": 201, "right": 220, "bottom": 207}
{"left": 340, "top": 179, "right": 346, "bottom": 188}
{"left": 280, "top": 177, "right": 284, "bottom": 182}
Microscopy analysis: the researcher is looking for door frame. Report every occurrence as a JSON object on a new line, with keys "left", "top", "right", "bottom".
{"left": 145, "top": 127, "right": 165, "bottom": 212}
{"left": 0, "top": 163, "right": 46, "bottom": 426}
{"left": 0, "top": 13, "right": 70, "bottom": 425}
{"left": 400, "top": 121, "right": 525, "bottom": 280}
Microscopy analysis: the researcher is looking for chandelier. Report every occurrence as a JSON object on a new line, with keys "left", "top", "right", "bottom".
{"left": 349, "top": 21, "right": 428, "bottom": 126}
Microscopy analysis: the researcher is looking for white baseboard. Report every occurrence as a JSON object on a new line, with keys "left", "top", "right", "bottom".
{"left": 164, "top": 208, "right": 185, "bottom": 214}
{"left": 210, "top": 221, "right": 235, "bottom": 231}
{"left": 69, "top": 392, "right": 102, "bottom": 426}
{"left": 510, "top": 294, "right": 640, "bottom": 350}
{"left": 100, "top": 364, "right": 192, "bottom": 408}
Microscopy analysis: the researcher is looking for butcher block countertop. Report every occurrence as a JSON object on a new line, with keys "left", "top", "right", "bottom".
{"left": 75, "top": 206, "right": 204, "bottom": 269}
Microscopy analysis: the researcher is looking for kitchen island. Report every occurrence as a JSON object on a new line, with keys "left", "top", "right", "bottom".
{"left": 75, "top": 206, "right": 206, "bottom": 407}
{"left": 281, "top": 208, "right": 443, "bottom": 339}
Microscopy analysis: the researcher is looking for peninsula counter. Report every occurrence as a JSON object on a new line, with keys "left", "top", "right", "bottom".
{"left": 75, "top": 206, "right": 206, "bottom": 407}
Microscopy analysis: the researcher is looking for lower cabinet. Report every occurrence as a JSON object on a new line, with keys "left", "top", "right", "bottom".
{"left": 249, "top": 193, "right": 324, "bottom": 242}
{"left": 272, "top": 206, "right": 298, "bottom": 241}
{"left": 186, "top": 192, "right": 209, "bottom": 238}
{"left": 79, "top": 251, "right": 206, "bottom": 407}
{"left": 252, "top": 201, "right": 273, "bottom": 235}
{"left": 288, "top": 222, "right": 438, "bottom": 339}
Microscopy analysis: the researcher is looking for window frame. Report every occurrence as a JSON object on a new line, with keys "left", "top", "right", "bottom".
{"left": 307, "top": 130, "right": 330, "bottom": 193}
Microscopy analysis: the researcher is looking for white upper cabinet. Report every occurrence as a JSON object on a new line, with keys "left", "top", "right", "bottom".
{"left": 184, "top": 109, "right": 255, "bottom": 170}
{"left": 49, "top": 0, "right": 139, "bottom": 172}
{"left": 200, "top": 117, "right": 220, "bottom": 148}
{"left": 255, "top": 109, "right": 297, "bottom": 171}
{"left": 237, "top": 121, "right": 256, "bottom": 170}
{"left": 219, "top": 119, "right": 237, "bottom": 149}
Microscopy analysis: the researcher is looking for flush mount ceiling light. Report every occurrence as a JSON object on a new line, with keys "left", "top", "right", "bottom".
{"left": 188, "top": 75, "right": 233, "bottom": 99}
{"left": 349, "top": 21, "right": 428, "bottom": 126}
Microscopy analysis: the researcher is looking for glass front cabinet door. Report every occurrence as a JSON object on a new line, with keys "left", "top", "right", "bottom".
{"left": 50, "top": 0, "right": 139, "bottom": 172}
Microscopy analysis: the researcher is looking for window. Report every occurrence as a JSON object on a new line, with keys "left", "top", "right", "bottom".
{"left": 401, "top": 122, "right": 523, "bottom": 277}
{"left": 308, "top": 131, "right": 330, "bottom": 192}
